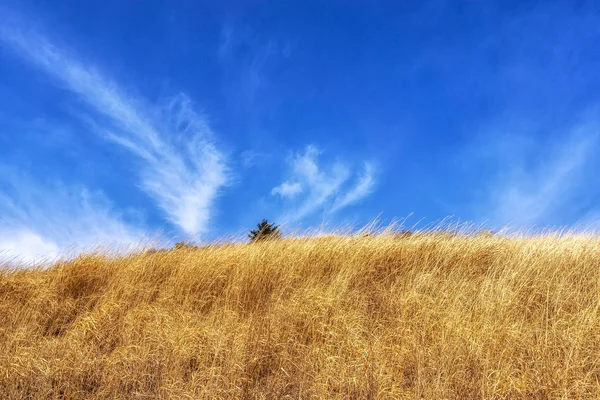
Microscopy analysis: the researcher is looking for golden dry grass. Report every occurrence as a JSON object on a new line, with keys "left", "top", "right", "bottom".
{"left": 1, "top": 232, "right": 600, "bottom": 399}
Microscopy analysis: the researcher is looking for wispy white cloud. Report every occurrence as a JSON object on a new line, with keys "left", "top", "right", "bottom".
{"left": 271, "top": 181, "right": 303, "bottom": 198}
{"left": 271, "top": 145, "right": 376, "bottom": 222}
{"left": 0, "top": 168, "right": 145, "bottom": 265}
{"left": 0, "top": 21, "right": 228, "bottom": 237}
{"left": 240, "top": 149, "right": 272, "bottom": 168}
{"left": 330, "top": 162, "right": 376, "bottom": 212}
{"left": 474, "top": 120, "right": 600, "bottom": 228}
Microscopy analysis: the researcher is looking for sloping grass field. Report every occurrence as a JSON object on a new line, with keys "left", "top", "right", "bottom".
{"left": 1, "top": 232, "right": 600, "bottom": 398}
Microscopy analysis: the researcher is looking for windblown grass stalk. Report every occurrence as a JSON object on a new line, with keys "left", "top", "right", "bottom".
{"left": 1, "top": 231, "right": 600, "bottom": 398}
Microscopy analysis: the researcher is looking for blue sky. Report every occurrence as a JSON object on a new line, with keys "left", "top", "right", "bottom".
{"left": 2, "top": 0, "right": 600, "bottom": 261}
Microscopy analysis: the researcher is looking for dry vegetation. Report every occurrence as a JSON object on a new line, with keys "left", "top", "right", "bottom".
{"left": 1, "top": 232, "right": 600, "bottom": 399}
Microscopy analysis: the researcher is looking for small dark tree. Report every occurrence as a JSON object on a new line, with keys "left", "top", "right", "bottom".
{"left": 248, "top": 219, "right": 281, "bottom": 242}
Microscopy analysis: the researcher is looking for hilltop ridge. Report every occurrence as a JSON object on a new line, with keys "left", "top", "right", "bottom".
{"left": 1, "top": 232, "right": 599, "bottom": 398}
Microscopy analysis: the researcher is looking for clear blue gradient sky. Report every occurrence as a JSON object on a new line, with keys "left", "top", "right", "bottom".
{"left": 1, "top": 0, "right": 600, "bottom": 261}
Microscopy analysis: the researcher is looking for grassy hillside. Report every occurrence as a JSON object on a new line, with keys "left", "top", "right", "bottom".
{"left": 1, "top": 232, "right": 600, "bottom": 399}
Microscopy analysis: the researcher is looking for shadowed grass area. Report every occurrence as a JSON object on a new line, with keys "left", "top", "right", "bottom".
{"left": 1, "top": 232, "right": 600, "bottom": 398}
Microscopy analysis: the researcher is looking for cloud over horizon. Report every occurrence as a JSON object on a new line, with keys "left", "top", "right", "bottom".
{"left": 469, "top": 118, "right": 600, "bottom": 229}
{"left": 0, "top": 167, "right": 146, "bottom": 264}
